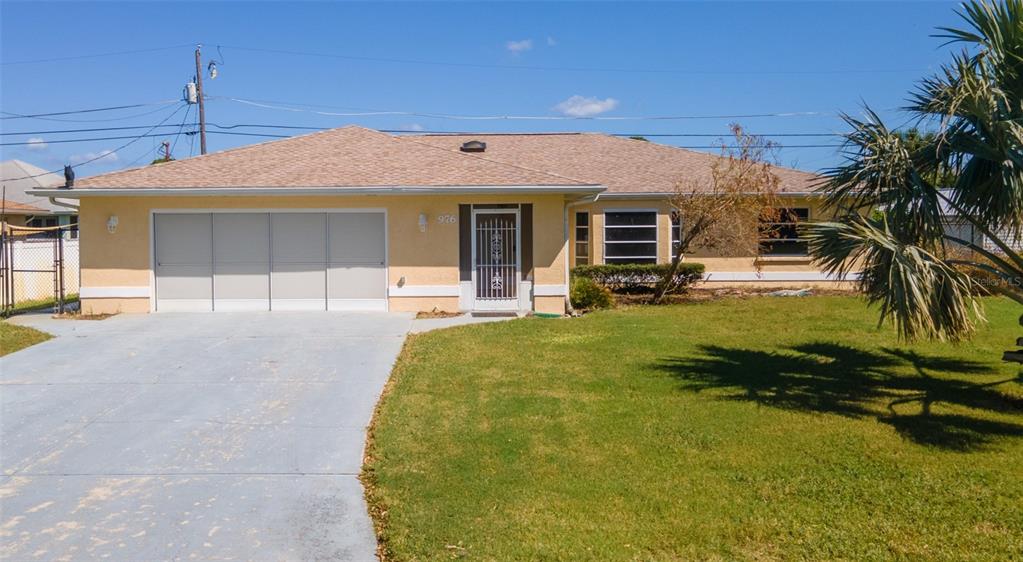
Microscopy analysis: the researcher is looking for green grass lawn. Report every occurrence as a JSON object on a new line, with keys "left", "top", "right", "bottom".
{"left": 364, "top": 296, "right": 1023, "bottom": 561}
{"left": 0, "top": 321, "right": 51, "bottom": 356}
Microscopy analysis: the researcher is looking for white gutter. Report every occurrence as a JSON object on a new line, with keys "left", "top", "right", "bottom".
{"left": 28, "top": 185, "right": 605, "bottom": 198}
{"left": 595, "top": 191, "right": 817, "bottom": 200}
{"left": 48, "top": 196, "right": 79, "bottom": 211}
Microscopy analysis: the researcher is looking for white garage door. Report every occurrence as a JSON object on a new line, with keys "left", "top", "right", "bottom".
{"left": 154, "top": 211, "right": 386, "bottom": 312}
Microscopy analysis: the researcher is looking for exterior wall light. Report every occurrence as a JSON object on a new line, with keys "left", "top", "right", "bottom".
{"left": 107, "top": 215, "right": 119, "bottom": 234}
{"left": 418, "top": 213, "right": 427, "bottom": 232}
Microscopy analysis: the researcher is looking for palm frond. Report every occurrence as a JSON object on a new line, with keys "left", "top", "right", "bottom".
{"left": 806, "top": 217, "right": 982, "bottom": 342}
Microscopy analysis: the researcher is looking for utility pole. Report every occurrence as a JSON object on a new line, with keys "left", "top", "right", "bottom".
{"left": 194, "top": 44, "right": 207, "bottom": 155}
{"left": 162, "top": 140, "right": 171, "bottom": 162}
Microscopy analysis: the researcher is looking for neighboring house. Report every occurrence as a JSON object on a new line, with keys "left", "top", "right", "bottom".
{"left": 0, "top": 159, "right": 79, "bottom": 229}
{"left": 29, "top": 126, "right": 841, "bottom": 316}
{"left": 1, "top": 199, "right": 48, "bottom": 227}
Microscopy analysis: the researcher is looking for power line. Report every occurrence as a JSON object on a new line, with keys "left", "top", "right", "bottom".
{"left": 169, "top": 104, "right": 194, "bottom": 159}
{"left": 0, "top": 123, "right": 845, "bottom": 137}
{"left": 2, "top": 44, "right": 194, "bottom": 66}
{"left": 221, "top": 96, "right": 835, "bottom": 121}
{"left": 219, "top": 44, "right": 925, "bottom": 76}
{"left": 0, "top": 100, "right": 180, "bottom": 120}
{"left": 0, "top": 103, "right": 188, "bottom": 182}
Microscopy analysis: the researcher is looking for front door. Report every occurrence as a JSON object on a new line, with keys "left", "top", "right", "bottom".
{"left": 472, "top": 209, "right": 520, "bottom": 311}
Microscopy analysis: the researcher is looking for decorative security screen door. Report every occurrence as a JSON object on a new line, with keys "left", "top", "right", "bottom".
{"left": 472, "top": 210, "right": 520, "bottom": 311}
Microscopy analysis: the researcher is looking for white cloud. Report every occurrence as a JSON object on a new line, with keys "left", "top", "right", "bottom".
{"left": 401, "top": 123, "right": 425, "bottom": 132}
{"left": 553, "top": 95, "right": 619, "bottom": 117}
{"left": 26, "top": 137, "right": 48, "bottom": 151}
{"left": 546, "top": 36, "right": 557, "bottom": 47}
{"left": 70, "top": 149, "right": 119, "bottom": 165}
{"left": 506, "top": 39, "right": 533, "bottom": 53}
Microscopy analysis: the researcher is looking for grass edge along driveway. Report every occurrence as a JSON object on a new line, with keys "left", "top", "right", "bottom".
{"left": 363, "top": 296, "right": 1023, "bottom": 562}
{"left": 0, "top": 321, "right": 51, "bottom": 356}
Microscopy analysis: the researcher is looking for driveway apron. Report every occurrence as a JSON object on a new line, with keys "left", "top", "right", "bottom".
{"left": 1, "top": 312, "right": 413, "bottom": 561}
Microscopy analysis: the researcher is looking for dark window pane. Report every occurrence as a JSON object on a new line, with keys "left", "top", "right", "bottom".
{"left": 606, "top": 257, "right": 657, "bottom": 264}
{"left": 606, "top": 211, "right": 656, "bottom": 226}
{"left": 575, "top": 212, "right": 589, "bottom": 227}
{"left": 760, "top": 224, "right": 799, "bottom": 240}
{"left": 760, "top": 240, "right": 809, "bottom": 256}
{"left": 576, "top": 256, "right": 589, "bottom": 266}
{"left": 576, "top": 227, "right": 589, "bottom": 242}
{"left": 605, "top": 227, "right": 657, "bottom": 242}
{"left": 605, "top": 242, "right": 657, "bottom": 258}
{"left": 575, "top": 242, "right": 589, "bottom": 257}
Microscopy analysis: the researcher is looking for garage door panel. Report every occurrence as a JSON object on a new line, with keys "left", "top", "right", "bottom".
{"left": 328, "top": 213, "right": 386, "bottom": 263}
{"left": 155, "top": 214, "right": 212, "bottom": 264}
{"left": 213, "top": 213, "right": 270, "bottom": 311}
{"left": 271, "top": 263, "right": 326, "bottom": 310}
{"left": 327, "top": 212, "right": 386, "bottom": 310}
{"left": 155, "top": 214, "right": 213, "bottom": 312}
{"left": 272, "top": 214, "right": 326, "bottom": 263}
{"left": 328, "top": 266, "right": 386, "bottom": 300}
{"left": 214, "top": 213, "right": 270, "bottom": 263}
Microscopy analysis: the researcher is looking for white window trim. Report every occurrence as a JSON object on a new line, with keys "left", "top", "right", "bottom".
{"left": 602, "top": 208, "right": 659, "bottom": 264}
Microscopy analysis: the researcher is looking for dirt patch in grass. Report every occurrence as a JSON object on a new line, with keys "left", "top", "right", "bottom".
{"left": 52, "top": 312, "right": 116, "bottom": 321}
{"left": 415, "top": 309, "right": 463, "bottom": 319}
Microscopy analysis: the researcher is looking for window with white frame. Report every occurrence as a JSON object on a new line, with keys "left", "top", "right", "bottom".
{"left": 759, "top": 207, "right": 810, "bottom": 256}
{"left": 575, "top": 211, "right": 590, "bottom": 266}
{"left": 671, "top": 211, "right": 682, "bottom": 260}
{"left": 604, "top": 210, "right": 657, "bottom": 264}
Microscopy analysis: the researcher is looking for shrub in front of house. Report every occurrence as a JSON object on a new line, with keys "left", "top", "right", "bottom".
{"left": 572, "top": 263, "right": 705, "bottom": 294}
{"left": 570, "top": 276, "right": 614, "bottom": 310}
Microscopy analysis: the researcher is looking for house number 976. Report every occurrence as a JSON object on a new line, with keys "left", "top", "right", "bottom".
{"left": 436, "top": 214, "right": 457, "bottom": 224}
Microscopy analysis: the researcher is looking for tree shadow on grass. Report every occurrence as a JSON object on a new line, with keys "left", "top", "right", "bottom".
{"left": 655, "top": 343, "right": 1023, "bottom": 451}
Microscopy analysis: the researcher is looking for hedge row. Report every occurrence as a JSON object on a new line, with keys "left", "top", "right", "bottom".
{"left": 571, "top": 263, "right": 705, "bottom": 294}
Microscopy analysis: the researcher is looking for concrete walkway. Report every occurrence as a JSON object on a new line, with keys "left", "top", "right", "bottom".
{"left": 1, "top": 312, "right": 415, "bottom": 561}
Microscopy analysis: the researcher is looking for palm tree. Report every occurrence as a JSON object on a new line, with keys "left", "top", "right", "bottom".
{"left": 807, "top": 0, "right": 1023, "bottom": 348}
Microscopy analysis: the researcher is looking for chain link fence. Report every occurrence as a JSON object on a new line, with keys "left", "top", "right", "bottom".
{"left": 1, "top": 225, "right": 80, "bottom": 315}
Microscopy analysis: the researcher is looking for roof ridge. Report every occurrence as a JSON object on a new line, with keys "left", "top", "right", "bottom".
{"left": 72, "top": 126, "right": 370, "bottom": 183}
{"left": 398, "top": 134, "right": 596, "bottom": 186}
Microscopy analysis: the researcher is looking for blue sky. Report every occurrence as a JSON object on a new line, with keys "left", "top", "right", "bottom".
{"left": 2, "top": 1, "right": 964, "bottom": 178}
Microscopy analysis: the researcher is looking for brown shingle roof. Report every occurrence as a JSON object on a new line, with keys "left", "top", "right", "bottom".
{"left": 414, "top": 133, "right": 818, "bottom": 194}
{"left": 1, "top": 199, "right": 47, "bottom": 214}
{"left": 75, "top": 126, "right": 592, "bottom": 189}
{"left": 70, "top": 126, "right": 818, "bottom": 194}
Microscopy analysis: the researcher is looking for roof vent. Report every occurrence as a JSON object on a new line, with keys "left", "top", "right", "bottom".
{"left": 460, "top": 140, "right": 486, "bottom": 153}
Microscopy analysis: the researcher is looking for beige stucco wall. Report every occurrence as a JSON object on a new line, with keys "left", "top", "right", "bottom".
{"left": 570, "top": 196, "right": 854, "bottom": 286}
{"left": 78, "top": 194, "right": 571, "bottom": 314}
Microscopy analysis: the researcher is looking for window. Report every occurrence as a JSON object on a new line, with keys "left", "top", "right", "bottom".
{"left": 574, "top": 212, "right": 590, "bottom": 266}
{"left": 604, "top": 210, "right": 657, "bottom": 264}
{"left": 759, "top": 208, "right": 810, "bottom": 256}
{"left": 671, "top": 211, "right": 682, "bottom": 260}
{"left": 27, "top": 216, "right": 57, "bottom": 228}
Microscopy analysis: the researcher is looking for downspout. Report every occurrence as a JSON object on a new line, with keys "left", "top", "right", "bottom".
{"left": 563, "top": 194, "right": 600, "bottom": 314}
{"left": 48, "top": 197, "right": 79, "bottom": 211}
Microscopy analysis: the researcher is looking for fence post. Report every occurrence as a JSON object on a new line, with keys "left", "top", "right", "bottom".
{"left": 57, "top": 229, "right": 65, "bottom": 313}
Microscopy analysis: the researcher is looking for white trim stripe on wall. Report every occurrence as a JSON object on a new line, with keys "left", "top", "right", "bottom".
{"left": 80, "top": 286, "right": 151, "bottom": 298}
{"left": 388, "top": 285, "right": 460, "bottom": 297}
{"left": 703, "top": 271, "right": 861, "bottom": 282}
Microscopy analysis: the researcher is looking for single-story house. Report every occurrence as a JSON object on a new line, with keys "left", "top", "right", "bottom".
{"left": 29, "top": 126, "right": 841, "bottom": 316}
{"left": 1, "top": 199, "right": 49, "bottom": 227}
{"left": 0, "top": 160, "right": 79, "bottom": 229}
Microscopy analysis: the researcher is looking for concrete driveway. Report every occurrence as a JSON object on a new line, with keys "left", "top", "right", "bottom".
{"left": 1, "top": 311, "right": 415, "bottom": 561}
